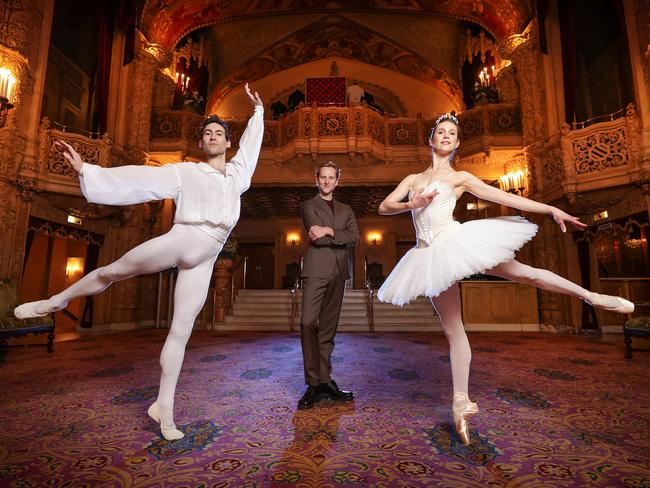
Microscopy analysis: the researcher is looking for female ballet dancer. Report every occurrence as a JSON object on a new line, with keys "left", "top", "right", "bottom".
{"left": 15, "top": 83, "right": 264, "bottom": 441}
{"left": 377, "top": 112, "right": 634, "bottom": 445}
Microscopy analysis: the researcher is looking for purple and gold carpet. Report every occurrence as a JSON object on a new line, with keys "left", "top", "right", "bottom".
{"left": 1, "top": 330, "right": 649, "bottom": 487}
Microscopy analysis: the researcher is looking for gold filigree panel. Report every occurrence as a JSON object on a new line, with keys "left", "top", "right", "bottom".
{"left": 572, "top": 127, "right": 629, "bottom": 174}
{"left": 0, "top": 0, "right": 33, "bottom": 58}
{"left": 540, "top": 145, "right": 563, "bottom": 186}
{"left": 354, "top": 112, "right": 363, "bottom": 136}
{"left": 388, "top": 122, "right": 416, "bottom": 145}
{"left": 318, "top": 113, "right": 348, "bottom": 136}
{"left": 151, "top": 112, "right": 183, "bottom": 139}
{"left": 368, "top": 114, "right": 386, "bottom": 144}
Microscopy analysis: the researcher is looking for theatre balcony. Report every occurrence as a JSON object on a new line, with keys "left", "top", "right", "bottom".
{"left": 145, "top": 102, "right": 523, "bottom": 184}
{"left": 525, "top": 104, "right": 646, "bottom": 206}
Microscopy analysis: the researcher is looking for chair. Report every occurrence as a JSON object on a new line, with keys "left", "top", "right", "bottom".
{"left": 0, "top": 278, "right": 55, "bottom": 361}
{"left": 281, "top": 262, "right": 300, "bottom": 289}
{"left": 623, "top": 316, "right": 650, "bottom": 360}
{"left": 366, "top": 262, "right": 385, "bottom": 288}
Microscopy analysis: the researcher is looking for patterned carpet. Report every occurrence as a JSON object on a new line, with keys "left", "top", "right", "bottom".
{"left": 1, "top": 330, "right": 649, "bottom": 487}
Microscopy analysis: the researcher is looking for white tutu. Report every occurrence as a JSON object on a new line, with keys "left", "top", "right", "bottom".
{"left": 377, "top": 216, "right": 538, "bottom": 305}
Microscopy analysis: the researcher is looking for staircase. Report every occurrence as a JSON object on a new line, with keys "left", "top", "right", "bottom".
{"left": 216, "top": 289, "right": 441, "bottom": 332}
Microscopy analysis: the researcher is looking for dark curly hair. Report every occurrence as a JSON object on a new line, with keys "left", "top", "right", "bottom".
{"left": 198, "top": 115, "right": 231, "bottom": 141}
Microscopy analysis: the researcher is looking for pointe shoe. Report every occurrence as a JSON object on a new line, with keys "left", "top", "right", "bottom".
{"left": 584, "top": 292, "right": 634, "bottom": 314}
{"left": 453, "top": 401, "right": 479, "bottom": 446}
{"left": 147, "top": 402, "right": 185, "bottom": 441}
{"left": 14, "top": 300, "right": 50, "bottom": 319}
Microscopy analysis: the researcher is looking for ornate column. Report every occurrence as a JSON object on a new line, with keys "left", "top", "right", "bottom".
{"left": 123, "top": 33, "right": 171, "bottom": 163}
{"left": 500, "top": 21, "right": 576, "bottom": 328}
{"left": 500, "top": 21, "right": 546, "bottom": 147}
{"left": 0, "top": 0, "right": 54, "bottom": 280}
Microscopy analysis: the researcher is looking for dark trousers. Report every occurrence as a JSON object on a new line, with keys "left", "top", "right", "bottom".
{"left": 300, "top": 272, "right": 346, "bottom": 386}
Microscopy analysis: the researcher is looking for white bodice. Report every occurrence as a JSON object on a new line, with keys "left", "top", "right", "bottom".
{"left": 411, "top": 180, "right": 461, "bottom": 246}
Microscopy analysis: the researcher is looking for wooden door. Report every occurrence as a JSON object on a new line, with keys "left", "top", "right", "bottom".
{"left": 239, "top": 243, "right": 275, "bottom": 289}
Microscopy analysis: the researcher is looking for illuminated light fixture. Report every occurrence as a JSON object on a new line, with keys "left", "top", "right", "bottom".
{"left": 0, "top": 67, "right": 16, "bottom": 128}
{"left": 367, "top": 231, "right": 382, "bottom": 246}
{"left": 66, "top": 257, "right": 84, "bottom": 277}
{"left": 624, "top": 238, "right": 643, "bottom": 249}
{"left": 499, "top": 170, "right": 526, "bottom": 195}
{"left": 67, "top": 214, "right": 83, "bottom": 226}
{"left": 593, "top": 210, "right": 608, "bottom": 222}
{"left": 466, "top": 202, "right": 478, "bottom": 211}
{"left": 286, "top": 232, "right": 300, "bottom": 246}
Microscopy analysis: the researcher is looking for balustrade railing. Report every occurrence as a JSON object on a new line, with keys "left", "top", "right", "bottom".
{"left": 527, "top": 103, "right": 641, "bottom": 200}
{"left": 149, "top": 103, "right": 523, "bottom": 165}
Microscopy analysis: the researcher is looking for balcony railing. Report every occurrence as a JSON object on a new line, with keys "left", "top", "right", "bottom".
{"left": 527, "top": 103, "right": 642, "bottom": 201}
{"left": 149, "top": 103, "right": 523, "bottom": 165}
{"left": 34, "top": 102, "right": 641, "bottom": 206}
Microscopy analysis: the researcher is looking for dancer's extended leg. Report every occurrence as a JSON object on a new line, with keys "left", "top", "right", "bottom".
{"left": 150, "top": 255, "right": 216, "bottom": 440}
{"left": 487, "top": 259, "right": 633, "bottom": 313}
{"left": 431, "top": 284, "right": 470, "bottom": 396}
{"left": 431, "top": 283, "right": 479, "bottom": 445}
{"left": 15, "top": 225, "right": 217, "bottom": 318}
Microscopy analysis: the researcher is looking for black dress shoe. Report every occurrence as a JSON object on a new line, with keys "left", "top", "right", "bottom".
{"left": 319, "top": 380, "right": 354, "bottom": 401}
{"left": 297, "top": 385, "right": 322, "bottom": 410}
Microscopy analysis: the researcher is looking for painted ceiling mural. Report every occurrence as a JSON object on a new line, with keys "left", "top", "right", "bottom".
{"left": 140, "top": 0, "right": 532, "bottom": 48}
{"left": 205, "top": 15, "right": 464, "bottom": 112}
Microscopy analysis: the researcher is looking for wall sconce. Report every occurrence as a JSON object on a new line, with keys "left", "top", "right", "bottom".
{"left": 367, "top": 231, "right": 382, "bottom": 246}
{"left": 66, "top": 257, "right": 85, "bottom": 278}
{"left": 67, "top": 214, "right": 83, "bottom": 226}
{"left": 593, "top": 210, "right": 608, "bottom": 222}
{"left": 286, "top": 232, "right": 300, "bottom": 246}
{"left": 499, "top": 170, "right": 526, "bottom": 195}
{"left": 0, "top": 67, "right": 16, "bottom": 128}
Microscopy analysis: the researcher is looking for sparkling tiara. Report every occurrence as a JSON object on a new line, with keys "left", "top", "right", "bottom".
{"left": 434, "top": 112, "right": 459, "bottom": 127}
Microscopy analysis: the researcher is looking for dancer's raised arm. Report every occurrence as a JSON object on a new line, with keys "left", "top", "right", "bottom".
{"left": 229, "top": 83, "right": 265, "bottom": 194}
{"left": 458, "top": 171, "right": 587, "bottom": 233}
{"left": 55, "top": 140, "right": 181, "bottom": 206}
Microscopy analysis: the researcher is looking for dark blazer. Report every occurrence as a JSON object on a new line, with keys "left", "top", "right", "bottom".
{"left": 299, "top": 195, "right": 359, "bottom": 280}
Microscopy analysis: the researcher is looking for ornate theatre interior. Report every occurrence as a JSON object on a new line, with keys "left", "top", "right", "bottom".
{"left": 1, "top": 0, "right": 648, "bottom": 337}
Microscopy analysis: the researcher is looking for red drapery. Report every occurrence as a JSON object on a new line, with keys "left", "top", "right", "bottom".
{"left": 306, "top": 77, "right": 346, "bottom": 105}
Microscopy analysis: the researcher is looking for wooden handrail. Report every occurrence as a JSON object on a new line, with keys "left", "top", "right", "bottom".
{"left": 289, "top": 256, "right": 303, "bottom": 332}
{"left": 228, "top": 256, "right": 248, "bottom": 315}
{"left": 364, "top": 255, "right": 375, "bottom": 334}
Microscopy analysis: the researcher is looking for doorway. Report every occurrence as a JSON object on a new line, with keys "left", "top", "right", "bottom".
{"left": 19, "top": 217, "right": 103, "bottom": 337}
{"left": 238, "top": 243, "right": 275, "bottom": 289}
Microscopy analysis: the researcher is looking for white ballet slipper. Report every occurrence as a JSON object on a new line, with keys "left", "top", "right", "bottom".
{"left": 584, "top": 292, "right": 634, "bottom": 314}
{"left": 14, "top": 300, "right": 50, "bottom": 319}
{"left": 147, "top": 402, "right": 185, "bottom": 441}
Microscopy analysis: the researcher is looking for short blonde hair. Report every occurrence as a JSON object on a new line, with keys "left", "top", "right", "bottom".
{"left": 315, "top": 160, "right": 341, "bottom": 179}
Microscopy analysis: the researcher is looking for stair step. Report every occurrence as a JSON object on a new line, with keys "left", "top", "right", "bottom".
{"left": 223, "top": 289, "right": 440, "bottom": 332}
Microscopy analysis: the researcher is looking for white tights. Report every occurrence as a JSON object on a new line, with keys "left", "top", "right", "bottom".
{"left": 431, "top": 258, "right": 591, "bottom": 409}
{"left": 38, "top": 224, "right": 221, "bottom": 426}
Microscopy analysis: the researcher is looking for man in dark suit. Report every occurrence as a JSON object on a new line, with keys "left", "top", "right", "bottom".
{"left": 298, "top": 160, "right": 359, "bottom": 409}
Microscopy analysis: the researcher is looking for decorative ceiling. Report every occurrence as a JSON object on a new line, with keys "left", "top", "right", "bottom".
{"left": 206, "top": 15, "right": 463, "bottom": 112}
{"left": 141, "top": 1, "right": 532, "bottom": 49}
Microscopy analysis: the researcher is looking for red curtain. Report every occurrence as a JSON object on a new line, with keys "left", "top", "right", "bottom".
{"left": 558, "top": 0, "right": 576, "bottom": 124}
{"left": 97, "top": 0, "right": 115, "bottom": 134}
{"left": 306, "top": 77, "right": 346, "bottom": 105}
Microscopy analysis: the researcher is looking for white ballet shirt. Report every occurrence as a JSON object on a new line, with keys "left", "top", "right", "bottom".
{"left": 79, "top": 106, "right": 264, "bottom": 241}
